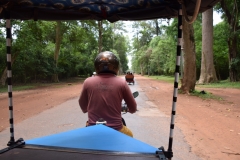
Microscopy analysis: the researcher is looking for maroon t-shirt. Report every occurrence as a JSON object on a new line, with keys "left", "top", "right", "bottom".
{"left": 79, "top": 73, "right": 137, "bottom": 130}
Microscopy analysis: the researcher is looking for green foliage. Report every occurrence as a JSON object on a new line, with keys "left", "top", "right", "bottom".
{"left": 213, "top": 21, "right": 229, "bottom": 80}
{"left": 132, "top": 21, "right": 155, "bottom": 46}
{"left": 131, "top": 18, "right": 209, "bottom": 77}
{"left": 113, "top": 34, "right": 129, "bottom": 72}
{"left": 215, "top": 0, "right": 240, "bottom": 81}
{"left": 0, "top": 19, "right": 130, "bottom": 83}
{"left": 149, "top": 35, "right": 175, "bottom": 75}
{"left": 193, "top": 15, "right": 229, "bottom": 80}
{"left": 9, "top": 21, "right": 57, "bottom": 83}
{"left": 0, "top": 7, "right": 237, "bottom": 84}
{"left": 131, "top": 20, "right": 176, "bottom": 75}
{"left": 196, "top": 80, "right": 240, "bottom": 88}
{"left": 130, "top": 13, "right": 232, "bottom": 82}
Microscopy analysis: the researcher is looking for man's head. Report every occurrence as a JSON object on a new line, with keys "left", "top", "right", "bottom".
{"left": 94, "top": 51, "right": 119, "bottom": 75}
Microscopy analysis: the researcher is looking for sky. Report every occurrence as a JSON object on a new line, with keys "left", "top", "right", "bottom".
{"left": 126, "top": 11, "right": 223, "bottom": 69}
{"left": 213, "top": 11, "right": 223, "bottom": 25}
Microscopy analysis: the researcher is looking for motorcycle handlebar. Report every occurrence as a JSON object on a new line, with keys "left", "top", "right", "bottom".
{"left": 121, "top": 91, "right": 139, "bottom": 113}
{"left": 121, "top": 103, "right": 128, "bottom": 113}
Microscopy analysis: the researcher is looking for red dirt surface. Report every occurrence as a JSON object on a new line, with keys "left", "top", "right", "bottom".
{"left": 0, "top": 75, "right": 240, "bottom": 159}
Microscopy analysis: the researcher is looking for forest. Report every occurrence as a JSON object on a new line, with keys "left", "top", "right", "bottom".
{"left": 0, "top": 1, "right": 239, "bottom": 93}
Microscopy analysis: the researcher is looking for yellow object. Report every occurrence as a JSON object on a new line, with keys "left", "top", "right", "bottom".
{"left": 119, "top": 125, "right": 133, "bottom": 137}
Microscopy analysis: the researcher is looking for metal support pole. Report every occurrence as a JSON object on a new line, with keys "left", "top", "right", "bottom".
{"left": 6, "top": 16, "right": 15, "bottom": 146}
{"left": 167, "top": 4, "right": 182, "bottom": 159}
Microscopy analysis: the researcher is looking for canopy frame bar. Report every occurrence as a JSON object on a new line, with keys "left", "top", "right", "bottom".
{"left": 163, "top": 4, "right": 182, "bottom": 160}
{"left": 6, "top": 14, "right": 15, "bottom": 146}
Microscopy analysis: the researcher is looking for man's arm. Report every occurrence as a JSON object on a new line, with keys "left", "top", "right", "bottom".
{"left": 79, "top": 83, "right": 88, "bottom": 113}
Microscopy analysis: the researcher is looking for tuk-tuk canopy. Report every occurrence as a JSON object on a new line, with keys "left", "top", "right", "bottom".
{"left": 0, "top": 0, "right": 220, "bottom": 22}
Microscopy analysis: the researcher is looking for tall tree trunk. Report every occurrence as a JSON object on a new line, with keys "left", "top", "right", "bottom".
{"left": 157, "top": 55, "right": 161, "bottom": 75}
{"left": 180, "top": 16, "right": 196, "bottom": 94}
{"left": 98, "top": 21, "right": 103, "bottom": 53}
{"left": 140, "top": 64, "right": 144, "bottom": 76}
{"left": 52, "top": 21, "right": 62, "bottom": 82}
{"left": 1, "top": 67, "right": 8, "bottom": 86}
{"left": 1, "top": 52, "right": 19, "bottom": 85}
{"left": 154, "top": 19, "right": 159, "bottom": 36}
{"left": 220, "top": 0, "right": 239, "bottom": 82}
{"left": 198, "top": 8, "right": 218, "bottom": 84}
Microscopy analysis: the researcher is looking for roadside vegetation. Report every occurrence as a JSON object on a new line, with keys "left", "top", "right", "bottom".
{"left": 149, "top": 75, "right": 240, "bottom": 89}
{"left": 148, "top": 75, "right": 239, "bottom": 100}
{"left": 0, "top": 85, "right": 36, "bottom": 93}
{"left": 0, "top": 1, "right": 239, "bottom": 96}
{"left": 0, "top": 77, "right": 85, "bottom": 93}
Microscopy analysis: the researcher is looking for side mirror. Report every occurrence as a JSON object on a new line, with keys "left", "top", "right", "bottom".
{"left": 133, "top": 91, "right": 139, "bottom": 98}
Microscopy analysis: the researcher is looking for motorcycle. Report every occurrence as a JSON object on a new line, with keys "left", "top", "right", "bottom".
{"left": 96, "top": 91, "right": 139, "bottom": 126}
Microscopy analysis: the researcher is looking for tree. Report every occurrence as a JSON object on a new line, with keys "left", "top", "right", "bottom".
{"left": 0, "top": 19, "right": 131, "bottom": 82}
{"left": 213, "top": 22, "right": 229, "bottom": 80}
{"left": 148, "top": 35, "right": 175, "bottom": 75}
{"left": 52, "top": 21, "right": 63, "bottom": 82}
{"left": 217, "top": 0, "right": 240, "bottom": 81}
{"left": 193, "top": 13, "right": 229, "bottom": 80}
{"left": 198, "top": 8, "right": 218, "bottom": 84}
{"left": 131, "top": 21, "right": 156, "bottom": 75}
{"left": 1, "top": 51, "right": 20, "bottom": 85}
{"left": 98, "top": 21, "right": 103, "bottom": 53}
{"left": 180, "top": 17, "right": 196, "bottom": 93}
{"left": 113, "top": 34, "right": 129, "bottom": 73}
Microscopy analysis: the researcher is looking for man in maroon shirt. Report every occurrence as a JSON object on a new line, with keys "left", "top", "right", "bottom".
{"left": 79, "top": 51, "right": 137, "bottom": 137}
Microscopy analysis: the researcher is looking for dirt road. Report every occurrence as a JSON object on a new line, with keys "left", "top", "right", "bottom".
{"left": 136, "top": 75, "right": 240, "bottom": 160}
{"left": 0, "top": 75, "right": 239, "bottom": 159}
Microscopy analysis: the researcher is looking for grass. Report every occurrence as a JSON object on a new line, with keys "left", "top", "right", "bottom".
{"left": 149, "top": 75, "right": 240, "bottom": 89}
{"left": 0, "top": 85, "right": 36, "bottom": 93}
{"left": 196, "top": 80, "right": 240, "bottom": 89}
{"left": 187, "top": 90, "right": 223, "bottom": 100}
{"left": 148, "top": 75, "right": 175, "bottom": 83}
{"left": 0, "top": 77, "right": 86, "bottom": 93}
{"left": 148, "top": 75, "right": 240, "bottom": 100}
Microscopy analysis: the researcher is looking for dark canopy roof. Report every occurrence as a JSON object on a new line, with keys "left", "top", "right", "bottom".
{"left": 0, "top": 0, "right": 220, "bottom": 22}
